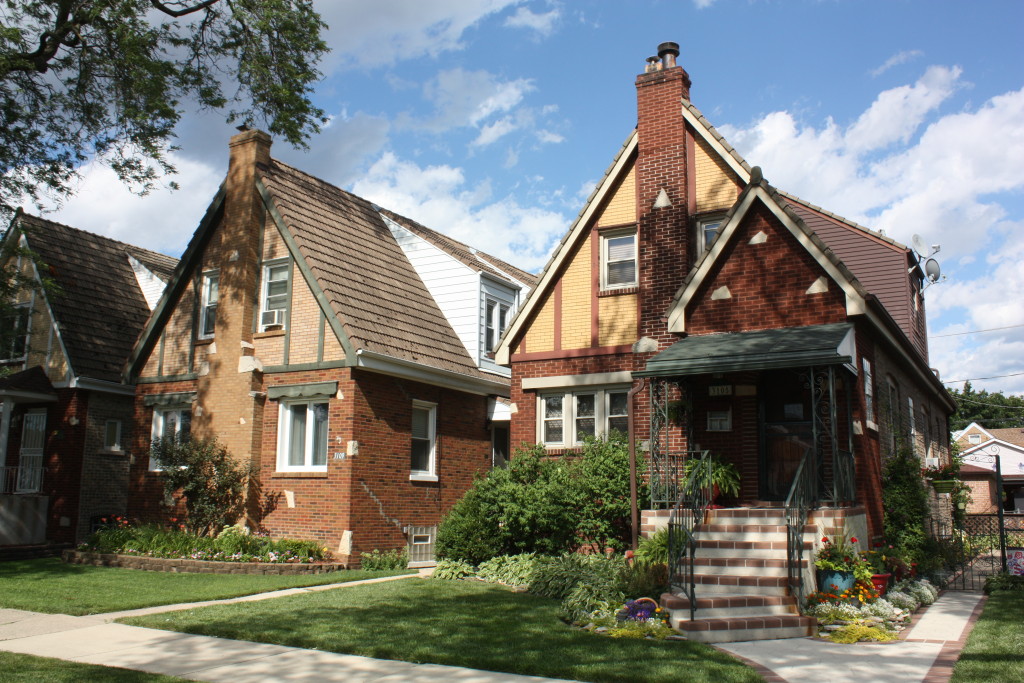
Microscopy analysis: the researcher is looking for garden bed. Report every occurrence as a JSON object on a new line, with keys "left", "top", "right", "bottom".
{"left": 63, "top": 550, "right": 348, "bottom": 575}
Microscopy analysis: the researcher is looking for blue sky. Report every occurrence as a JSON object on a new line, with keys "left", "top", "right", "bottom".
{"left": 41, "top": 0, "right": 1024, "bottom": 395}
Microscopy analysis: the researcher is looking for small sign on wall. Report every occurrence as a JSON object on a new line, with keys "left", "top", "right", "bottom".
{"left": 709, "top": 384, "right": 732, "bottom": 397}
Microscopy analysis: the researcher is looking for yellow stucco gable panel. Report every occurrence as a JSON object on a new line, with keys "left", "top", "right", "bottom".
{"left": 694, "top": 134, "right": 741, "bottom": 213}
{"left": 524, "top": 292, "right": 555, "bottom": 353}
{"left": 596, "top": 163, "right": 636, "bottom": 228}
{"left": 598, "top": 293, "right": 637, "bottom": 347}
{"left": 561, "top": 234, "right": 592, "bottom": 350}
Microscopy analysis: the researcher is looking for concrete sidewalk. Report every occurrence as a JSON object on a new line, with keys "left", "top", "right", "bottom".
{"left": 717, "top": 591, "right": 986, "bottom": 682}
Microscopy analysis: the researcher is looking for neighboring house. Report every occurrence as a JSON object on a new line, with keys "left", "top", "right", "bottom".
{"left": 956, "top": 422, "right": 1024, "bottom": 512}
{"left": 0, "top": 213, "right": 177, "bottom": 547}
{"left": 123, "top": 130, "right": 533, "bottom": 566}
{"left": 494, "top": 43, "right": 955, "bottom": 641}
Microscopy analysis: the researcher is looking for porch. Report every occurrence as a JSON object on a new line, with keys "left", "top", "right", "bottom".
{"left": 635, "top": 323, "right": 864, "bottom": 642}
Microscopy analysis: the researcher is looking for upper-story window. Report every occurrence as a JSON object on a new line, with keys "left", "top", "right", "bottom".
{"left": 696, "top": 214, "right": 726, "bottom": 257}
{"left": 968, "top": 433, "right": 981, "bottom": 445}
{"left": 1, "top": 303, "right": 30, "bottom": 362}
{"left": 862, "top": 359, "right": 875, "bottom": 427}
{"left": 199, "top": 271, "right": 219, "bottom": 339}
{"left": 601, "top": 229, "right": 637, "bottom": 290}
{"left": 259, "top": 260, "right": 289, "bottom": 331}
{"left": 484, "top": 299, "right": 510, "bottom": 356}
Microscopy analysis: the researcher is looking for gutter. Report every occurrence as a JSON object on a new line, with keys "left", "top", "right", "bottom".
{"left": 354, "top": 349, "right": 510, "bottom": 397}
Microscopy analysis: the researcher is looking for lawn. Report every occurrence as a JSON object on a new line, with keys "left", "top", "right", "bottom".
{"left": 123, "top": 578, "right": 763, "bottom": 683}
{"left": 0, "top": 651, "right": 184, "bottom": 682}
{"left": 0, "top": 559, "right": 414, "bottom": 615}
{"left": 952, "top": 590, "right": 1024, "bottom": 682}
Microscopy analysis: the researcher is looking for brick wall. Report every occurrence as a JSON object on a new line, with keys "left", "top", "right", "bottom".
{"left": 76, "top": 392, "right": 134, "bottom": 541}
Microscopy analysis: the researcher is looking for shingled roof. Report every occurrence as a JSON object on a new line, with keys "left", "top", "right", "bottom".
{"left": 258, "top": 160, "right": 500, "bottom": 382}
{"left": 15, "top": 213, "right": 178, "bottom": 383}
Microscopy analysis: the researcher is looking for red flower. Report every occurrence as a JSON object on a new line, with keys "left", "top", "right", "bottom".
{"left": 822, "top": 537, "right": 829, "bottom": 543}
{"left": 851, "top": 537, "right": 858, "bottom": 544}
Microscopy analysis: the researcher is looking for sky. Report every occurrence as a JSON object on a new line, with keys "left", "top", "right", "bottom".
{"left": 31, "top": 0, "right": 1024, "bottom": 397}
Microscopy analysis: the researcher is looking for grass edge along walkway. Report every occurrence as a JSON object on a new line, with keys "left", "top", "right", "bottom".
{"left": 0, "top": 650, "right": 187, "bottom": 682}
{"left": 951, "top": 590, "right": 1024, "bottom": 682}
{"left": 122, "top": 577, "right": 764, "bottom": 683}
{"left": 0, "top": 558, "right": 416, "bottom": 616}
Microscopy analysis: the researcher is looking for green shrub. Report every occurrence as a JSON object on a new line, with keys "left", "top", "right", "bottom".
{"left": 150, "top": 436, "right": 256, "bottom": 536}
{"left": 634, "top": 528, "right": 669, "bottom": 566}
{"left": 476, "top": 553, "right": 539, "bottom": 587}
{"left": 359, "top": 548, "right": 408, "bottom": 571}
{"left": 432, "top": 559, "right": 475, "bottom": 580}
{"left": 528, "top": 554, "right": 625, "bottom": 601}
{"left": 882, "top": 444, "right": 931, "bottom": 566}
{"left": 574, "top": 434, "right": 646, "bottom": 552}
{"left": 983, "top": 573, "right": 1024, "bottom": 593}
{"left": 620, "top": 560, "right": 668, "bottom": 599}
{"left": 434, "top": 485, "right": 504, "bottom": 564}
{"left": 559, "top": 581, "right": 622, "bottom": 626}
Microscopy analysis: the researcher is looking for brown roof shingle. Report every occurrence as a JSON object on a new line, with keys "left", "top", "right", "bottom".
{"left": 17, "top": 213, "right": 178, "bottom": 383}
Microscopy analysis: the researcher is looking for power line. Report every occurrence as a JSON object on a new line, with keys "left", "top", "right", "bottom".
{"left": 952, "top": 396, "right": 1024, "bottom": 411}
{"left": 943, "top": 371, "right": 1024, "bottom": 384}
{"left": 931, "top": 323, "right": 1024, "bottom": 338}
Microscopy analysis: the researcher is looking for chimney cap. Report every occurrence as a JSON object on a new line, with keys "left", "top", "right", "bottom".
{"left": 657, "top": 42, "right": 680, "bottom": 59}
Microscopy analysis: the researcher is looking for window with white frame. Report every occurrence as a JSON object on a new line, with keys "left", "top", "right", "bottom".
{"left": 907, "top": 396, "right": 916, "bottom": 436}
{"left": 1, "top": 303, "right": 30, "bottom": 362}
{"left": 150, "top": 405, "right": 192, "bottom": 470}
{"left": 707, "top": 408, "right": 732, "bottom": 432}
{"left": 199, "top": 270, "right": 219, "bottom": 339}
{"left": 539, "top": 388, "right": 629, "bottom": 447}
{"left": 696, "top": 214, "right": 726, "bottom": 256}
{"left": 484, "top": 298, "right": 511, "bottom": 356}
{"left": 277, "top": 400, "right": 328, "bottom": 471}
{"left": 104, "top": 420, "right": 123, "bottom": 452}
{"left": 968, "top": 433, "right": 981, "bottom": 445}
{"left": 600, "top": 229, "right": 637, "bottom": 290}
{"left": 862, "top": 359, "right": 875, "bottom": 426}
{"left": 411, "top": 401, "right": 437, "bottom": 478}
{"left": 259, "top": 260, "right": 289, "bottom": 330}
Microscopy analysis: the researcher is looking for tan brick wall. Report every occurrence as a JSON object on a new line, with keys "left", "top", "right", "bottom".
{"left": 525, "top": 292, "right": 555, "bottom": 352}
{"left": 323, "top": 326, "right": 345, "bottom": 362}
{"left": 286, "top": 263, "right": 321, "bottom": 364}
{"left": 0, "top": 254, "right": 70, "bottom": 381}
{"left": 598, "top": 293, "right": 637, "bottom": 346}
{"left": 596, "top": 164, "right": 636, "bottom": 227}
{"left": 255, "top": 331, "right": 285, "bottom": 366}
{"left": 153, "top": 283, "right": 195, "bottom": 377}
{"left": 694, "top": 135, "right": 740, "bottom": 213}
{"left": 561, "top": 236, "right": 592, "bottom": 349}
{"left": 262, "top": 214, "right": 288, "bottom": 261}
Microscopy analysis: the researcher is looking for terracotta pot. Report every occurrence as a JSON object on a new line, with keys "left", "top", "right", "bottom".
{"left": 870, "top": 572, "right": 892, "bottom": 596}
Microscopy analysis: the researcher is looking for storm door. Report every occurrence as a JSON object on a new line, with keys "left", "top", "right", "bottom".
{"left": 760, "top": 370, "right": 812, "bottom": 500}
{"left": 16, "top": 410, "right": 46, "bottom": 493}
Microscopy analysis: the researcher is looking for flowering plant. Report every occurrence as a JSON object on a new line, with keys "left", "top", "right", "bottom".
{"left": 615, "top": 597, "right": 669, "bottom": 625}
{"left": 815, "top": 532, "right": 872, "bottom": 582}
{"left": 860, "top": 548, "right": 888, "bottom": 575}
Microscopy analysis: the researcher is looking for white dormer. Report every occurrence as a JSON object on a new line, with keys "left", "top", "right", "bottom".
{"left": 128, "top": 254, "right": 168, "bottom": 311}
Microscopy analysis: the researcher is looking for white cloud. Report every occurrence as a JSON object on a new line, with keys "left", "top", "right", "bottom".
{"left": 692, "top": 0, "right": 720, "bottom": 8}
{"left": 473, "top": 117, "right": 519, "bottom": 147}
{"left": 421, "top": 68, "right": 535, "bottom": 131}
{"left": 504, "top": 6, "right": 561, "bottom": 37}
{"left": 871, "top": 50, "right": 924, "bottom": 77}
{"left": 351, "top": 152, "right": 566, "bottom": 271}
{"left": 720, "top": 68, "right": 1024, "bottom": 394}
{"left": 536, "top": 130, "right": 565, "bottom": 144}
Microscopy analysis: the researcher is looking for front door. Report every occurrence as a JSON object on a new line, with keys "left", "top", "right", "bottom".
{"left": 760, "top": 370, "right": 812, "bottom": 500}
{"left": 16, "top": 410, "right": 46, "bottom": 493}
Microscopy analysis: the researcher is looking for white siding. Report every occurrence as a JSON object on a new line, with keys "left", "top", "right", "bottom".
{"left": 384, "top": 217, "right": 480, "bottom": 360}
{"left": 480, "top": 276, "right": 516, "bottom": 376}
{"left": 127, "top": 254, "right": 168, "bottom": 311}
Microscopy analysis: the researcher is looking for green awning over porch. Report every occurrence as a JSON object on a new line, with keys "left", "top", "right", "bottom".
{"left": 636, "top": 322, "right": 856, "bottom": 377}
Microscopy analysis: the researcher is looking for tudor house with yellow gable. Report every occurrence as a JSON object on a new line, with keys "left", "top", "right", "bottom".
{"left": 124, "top": 130, "right": 533, "bottom": 566}
{"left": 494, "top": 43, "right": 955, "bottom": 641}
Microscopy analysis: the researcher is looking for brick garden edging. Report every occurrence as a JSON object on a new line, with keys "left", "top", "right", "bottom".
{"left": 63, "top": 549, "right": 348, "bottom": 575}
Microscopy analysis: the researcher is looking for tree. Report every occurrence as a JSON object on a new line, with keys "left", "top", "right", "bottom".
{"left": 0, "top": 0, "right": 328, "bottom": 218}
{"left": 949, "top": 382, "right": 1024, "bottom": 431}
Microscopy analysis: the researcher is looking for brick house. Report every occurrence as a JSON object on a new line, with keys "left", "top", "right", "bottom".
{"left": 494, "top": 43, "right": 955, "bottom": 641}
{"left": 1, "top": 213, "right": 177, "bottom": 548}
{"left": 123, "top": 130, "right": 533, "bottom": 566}
{"left": 955, "top": 423, "right": 1024, "bottom": 513}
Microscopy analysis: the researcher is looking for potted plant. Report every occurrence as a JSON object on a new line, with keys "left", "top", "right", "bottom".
{"left": 682, "top": 454, "right": 740, "bottom": 505}
{"left": 861, "top": 547, "right": 892, "bottom": 596}
{"left": 923, "top": 460, "right": 960, "bottom": 494}
{"left": 814, "top": 531, "right": 870, "bottom": 595}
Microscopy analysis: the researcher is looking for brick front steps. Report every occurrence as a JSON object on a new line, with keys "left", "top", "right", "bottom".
{"left": 63, "top": 550, "right": 348, "bottom": 574}
{"left": 0, "top": 543, "right": 72, "bottom": 562}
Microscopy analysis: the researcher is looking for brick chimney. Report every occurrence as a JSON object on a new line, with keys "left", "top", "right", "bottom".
{"left": 636, "top": 42, "right": 692, "bottom": 346}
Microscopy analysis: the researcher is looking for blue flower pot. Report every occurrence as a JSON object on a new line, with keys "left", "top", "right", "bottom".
{"left": 817, "top": 569, "right": 855, "bottom": 595}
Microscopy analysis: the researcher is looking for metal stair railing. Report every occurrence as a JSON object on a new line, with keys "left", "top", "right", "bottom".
{"left": 667, "top": 449, "right": 712, "bottom": 622}
{"left": 784, "top": 447, "right": 817, "bottom": 606}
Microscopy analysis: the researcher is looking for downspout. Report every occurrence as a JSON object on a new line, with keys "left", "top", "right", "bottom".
{"left": 628, "top": 378, "right": 647, "bottom": 550}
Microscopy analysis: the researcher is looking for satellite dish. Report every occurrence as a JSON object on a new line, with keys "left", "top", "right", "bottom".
{"left": 924, "top": 258, "right": 941, "bottom": 282}
{"left": 912, "top": 234, "right": 928, "bottom": 256}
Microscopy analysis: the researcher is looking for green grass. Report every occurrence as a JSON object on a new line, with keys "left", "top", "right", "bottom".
{"left": 122, "top": 578, "right": 763, "bottom": 683}
{"left": 952, "top": 591, "right": 1024, "bottom": 682}
{"left": 0, "top": 558, "right": 415, "bottom": 615}
{"left": 0, "top": 651, "right": 184, "bottom": 682}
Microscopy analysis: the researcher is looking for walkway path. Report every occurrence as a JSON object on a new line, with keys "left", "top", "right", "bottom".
{"left": 0, "top": 573, "right": 985, "bottom": 683}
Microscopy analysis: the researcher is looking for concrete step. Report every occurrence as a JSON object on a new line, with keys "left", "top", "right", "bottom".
{"left": 688, "top": 573, "right": 793, "bottom": 597}
{"left": 673, "top": 614, "right": 816, "bottom": 643}
{"left": 662, "top": 593, "right": 800, "bottom": 620}
{"left": 697, "top": 530, "right": 789, "bottom": 544}
{"left": 677, "top": 556, "right": 804, "bottom": 577}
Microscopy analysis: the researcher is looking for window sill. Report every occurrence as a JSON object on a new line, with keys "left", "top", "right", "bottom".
{"left": 195, "top": 337, "right": 214, "bottom": 346}
{"left": 99, "top": 449, "right": 126, "bottom": 456}
{"left": 598, "top": 286, "right": 638, "bottom": 298}
{"left": 866, "top": 421, "right": 879, "bottom": 432}
{"left": 255, "top": 329, "right": 286, "bottom": 339}
{"left": 409, "top": 473, "right": 439, "bottom": 483}
{"left": 542, "top": 447, "right": 583, "bottom": 456}
{"left": 271, "top": 471, "right": 328, "bottom": 478}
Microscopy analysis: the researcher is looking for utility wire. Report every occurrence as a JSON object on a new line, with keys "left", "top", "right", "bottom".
{"left": 931, "top": 323, "right": 1024, "bottom": 338}
{"left": 952, "top": 396, "right": 1024, "bottom": 411}
{"left": 943, "top": 371, "right": 1024, "bottom": 383}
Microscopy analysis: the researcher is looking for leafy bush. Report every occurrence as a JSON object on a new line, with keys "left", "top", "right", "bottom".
{"left": 80, "top": 523, "right": 329, "bottom": 563}
{"left": 150, "top": 436, "right": 256, "bottom": 536}
{"left": 431, "top": 559, "right": 475, "bottom": 580}
{"left": 476, "top": 553, "right": 539, "bottom": 587}
{"left": 528, "top": 554, "right": 626, "bottom": 601}
{"left": 984, "top": 573, "right": 1024, "bottom": 593}
{"left": 634, "top": 529, "right": 669, "bottom": 566}
{"left": 881, "top": 444, "right": 930, "bottom": 566}
{"left": 574, "top": 434, "right": 646, "bottom": 551}
{"left": 560, "top": 582, "right": 622, "bottom": 626}
{"left": 359, "top": 548, "right": 408, "bottom": 571}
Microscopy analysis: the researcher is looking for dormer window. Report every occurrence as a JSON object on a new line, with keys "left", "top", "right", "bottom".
{"left": 485, "top": 299, "right": 510, "bottom": 356}
{"left": 601, "top": 228, "right": 637, "bottom": 290}
{"left": 696, "top": 214, "right": 726, "bottom": 257}
{"left": 968, "top": 433, "right": 981, "bottom": 445}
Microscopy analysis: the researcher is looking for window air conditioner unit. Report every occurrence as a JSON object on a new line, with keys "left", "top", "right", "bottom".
{"left": 925, "top": 457, "right": 939, "bottom": 469}
{"left": 261, "top": 309, "right": 285, "bottom": 328}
